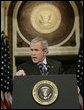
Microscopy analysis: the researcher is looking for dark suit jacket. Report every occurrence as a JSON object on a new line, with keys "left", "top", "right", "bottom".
{"left": 17, "top": 58, "right": 64, "bottom": 75}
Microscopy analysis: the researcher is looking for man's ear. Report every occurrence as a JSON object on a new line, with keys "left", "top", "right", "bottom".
{"left": 43, "top": 49, "right": 48, "bottom": 55}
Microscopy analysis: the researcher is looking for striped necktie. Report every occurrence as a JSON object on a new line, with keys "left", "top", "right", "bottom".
{"left": 41, "top": 63, "right": 48, "bottom": 75}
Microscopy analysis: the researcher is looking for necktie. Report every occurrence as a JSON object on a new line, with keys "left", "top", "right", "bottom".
{"left": 41, "top": 63, "right": 48, "bottom": 75}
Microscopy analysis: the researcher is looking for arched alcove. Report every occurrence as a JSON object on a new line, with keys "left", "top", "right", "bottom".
{"left": 6, "top": 1, "right": 83, "bottom": 75}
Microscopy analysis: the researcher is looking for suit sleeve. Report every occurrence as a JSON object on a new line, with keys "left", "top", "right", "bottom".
{"left": 17, "top": 64, "right": 24, "bottom": 71}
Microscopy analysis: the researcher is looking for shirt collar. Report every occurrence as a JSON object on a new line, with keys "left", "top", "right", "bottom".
{"left": 43, "top": 58, "right": 47, "bottom": 65}
{"left": 37, "top": 57, "right": 47, "bottom": 65}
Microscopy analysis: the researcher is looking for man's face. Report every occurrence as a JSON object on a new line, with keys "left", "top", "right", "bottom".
{"left": 30, "top": 42, "right": 48, "bottom": 63}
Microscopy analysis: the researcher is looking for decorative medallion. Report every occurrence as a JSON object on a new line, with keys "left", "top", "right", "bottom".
{"left": 17, "top": 1, "right": 75, "bottom": 45}
{"left": 31, "top": 3, "right": 61, "bottom": 34}
{"left": 32, "top": 80, "right": 58, "bottom": 105}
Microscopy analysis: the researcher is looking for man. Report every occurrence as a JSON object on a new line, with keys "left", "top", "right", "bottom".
{"left": 16, "top": 37, "right": 64, "bottom": 76}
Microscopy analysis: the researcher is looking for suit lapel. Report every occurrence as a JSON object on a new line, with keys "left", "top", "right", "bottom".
{"left": 32, "top": 63, "right": 41, "bottom": 75}
{"left": 47, "top": 59, "right": 55, "bottom": 75}
{"left": 31, "top": 59, "right": 55, "bottom": 75}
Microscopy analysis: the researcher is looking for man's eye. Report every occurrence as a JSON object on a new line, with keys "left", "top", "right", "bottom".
{"left": 31, "top": 49, "right": 33, "bottom": 51}
{"left": 35, "top": 49, "right": 39, "bottom": 51}
{"left": 31, "top": 49, "right": 39, "bottom": 51}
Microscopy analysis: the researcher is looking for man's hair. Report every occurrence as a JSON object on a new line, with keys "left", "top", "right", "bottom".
{"left": 30, "top": 37, "right": 48, "bottom": 50}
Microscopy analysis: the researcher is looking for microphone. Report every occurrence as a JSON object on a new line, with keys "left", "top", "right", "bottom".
{"left": 38, "top": 64, "right": 43, "bottom": 73}
{"left": 46, "top": 64, "right": 50, "bottom": 72}
{"left": 38, "top": 63, "right": 47, "bottom": 74}
{"left": 38, "top": 63, "right": 50, "bottom": 75}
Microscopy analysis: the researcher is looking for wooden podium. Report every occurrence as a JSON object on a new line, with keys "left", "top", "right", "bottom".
{"left": 12, "top": 75, "right": 80, "bottom": 109}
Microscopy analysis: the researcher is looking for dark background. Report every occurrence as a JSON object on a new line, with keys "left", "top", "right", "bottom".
{"left": 15, "top": 55, "right": 78, "bottom": 74}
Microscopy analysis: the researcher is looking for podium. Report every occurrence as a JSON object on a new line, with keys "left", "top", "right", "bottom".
{"left": 12, "top": 75, "right": 80, "bottom": 109}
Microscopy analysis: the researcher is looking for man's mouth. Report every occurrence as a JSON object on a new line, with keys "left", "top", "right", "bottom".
{"left": 32, "top": 57, "right": 37, "bottom": 60}
{"left": 32, "top": 57, "right": 38, "bottom": 63}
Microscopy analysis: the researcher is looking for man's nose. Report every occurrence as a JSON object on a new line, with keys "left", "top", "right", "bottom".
{"left": 31, "top": 51, "right": 36, "bottom": 55}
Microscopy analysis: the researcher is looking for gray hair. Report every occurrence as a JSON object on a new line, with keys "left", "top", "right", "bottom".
{"left": 30, "top": 37, "right": 48, "bottom": 50}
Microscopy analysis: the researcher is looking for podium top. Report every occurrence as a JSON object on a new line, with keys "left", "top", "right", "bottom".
{"left": 12, "top": 75, "right": 80, "bottom": 109}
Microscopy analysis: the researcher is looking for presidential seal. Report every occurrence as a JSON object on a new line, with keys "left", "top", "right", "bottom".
{"left": 32, "top": 80, "right": 58, "bottom": 105}
{"left": 31, "top": 3, "right": 61, "bottom": 34}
